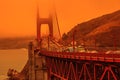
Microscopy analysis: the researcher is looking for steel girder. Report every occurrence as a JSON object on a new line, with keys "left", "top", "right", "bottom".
{"left": 45, "top": 57, "right": 120, "bottom": 80}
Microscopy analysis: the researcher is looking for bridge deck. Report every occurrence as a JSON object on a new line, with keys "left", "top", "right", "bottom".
{"left": 40, "top": 51, "right": 120, "bottom": 63}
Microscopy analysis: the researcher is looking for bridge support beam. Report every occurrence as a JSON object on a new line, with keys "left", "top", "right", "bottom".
{"left": 28, "top": 42, "right": 48, "bottom": 80}
{"left": 44, "top": 56, "right": 120, "bottom": 80}
{"left": 28, "top": 42, "right": 35, "bottom": 80}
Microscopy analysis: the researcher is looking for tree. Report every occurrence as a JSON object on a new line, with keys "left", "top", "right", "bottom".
{"left": 62, "top": 33, "right": 68, "bottom": 40}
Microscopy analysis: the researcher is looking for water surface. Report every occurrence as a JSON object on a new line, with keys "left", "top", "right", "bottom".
{"left": 0, "top": 49, "right": 28, "bottom": 79}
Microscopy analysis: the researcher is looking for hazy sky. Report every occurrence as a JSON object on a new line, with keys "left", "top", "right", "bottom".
{"left": 0, "top": 0, "right": 120, "bottom": 38}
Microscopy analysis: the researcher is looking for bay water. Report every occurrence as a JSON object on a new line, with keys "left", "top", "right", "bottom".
{"left": 0, "top": 49, "right": 28, "bottom": 80}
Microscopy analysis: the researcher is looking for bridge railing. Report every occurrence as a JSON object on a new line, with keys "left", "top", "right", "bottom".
{"left": 40, "top": 51, "right": 120, "bottom": 63}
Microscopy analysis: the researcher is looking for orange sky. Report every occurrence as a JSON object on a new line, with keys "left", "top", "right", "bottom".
{"left": 0, "top": 0, "right": 120, "bottom": 38}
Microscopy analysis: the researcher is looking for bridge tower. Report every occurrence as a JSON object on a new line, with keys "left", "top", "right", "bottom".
{"left": 37, "top": 6, "right": 53, "bottom": 42}
{"left": 29, "top": 5, "right": 59, "bottom": 80}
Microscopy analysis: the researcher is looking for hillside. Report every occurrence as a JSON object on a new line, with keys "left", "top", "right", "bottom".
{"left": 62, "top": 10, "right": 120, "bottom": 50}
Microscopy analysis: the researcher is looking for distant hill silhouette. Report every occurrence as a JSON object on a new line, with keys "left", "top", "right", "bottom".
{"left": 62, "top": 10, "right": 120, "bottom": 51}
{"left": 0, "top": 37, "right": 34, "bottom": 49}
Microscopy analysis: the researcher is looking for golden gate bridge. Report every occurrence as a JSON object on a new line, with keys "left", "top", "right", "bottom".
{"left": 7, "top": 2, "right": 120, "bottom": 80}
